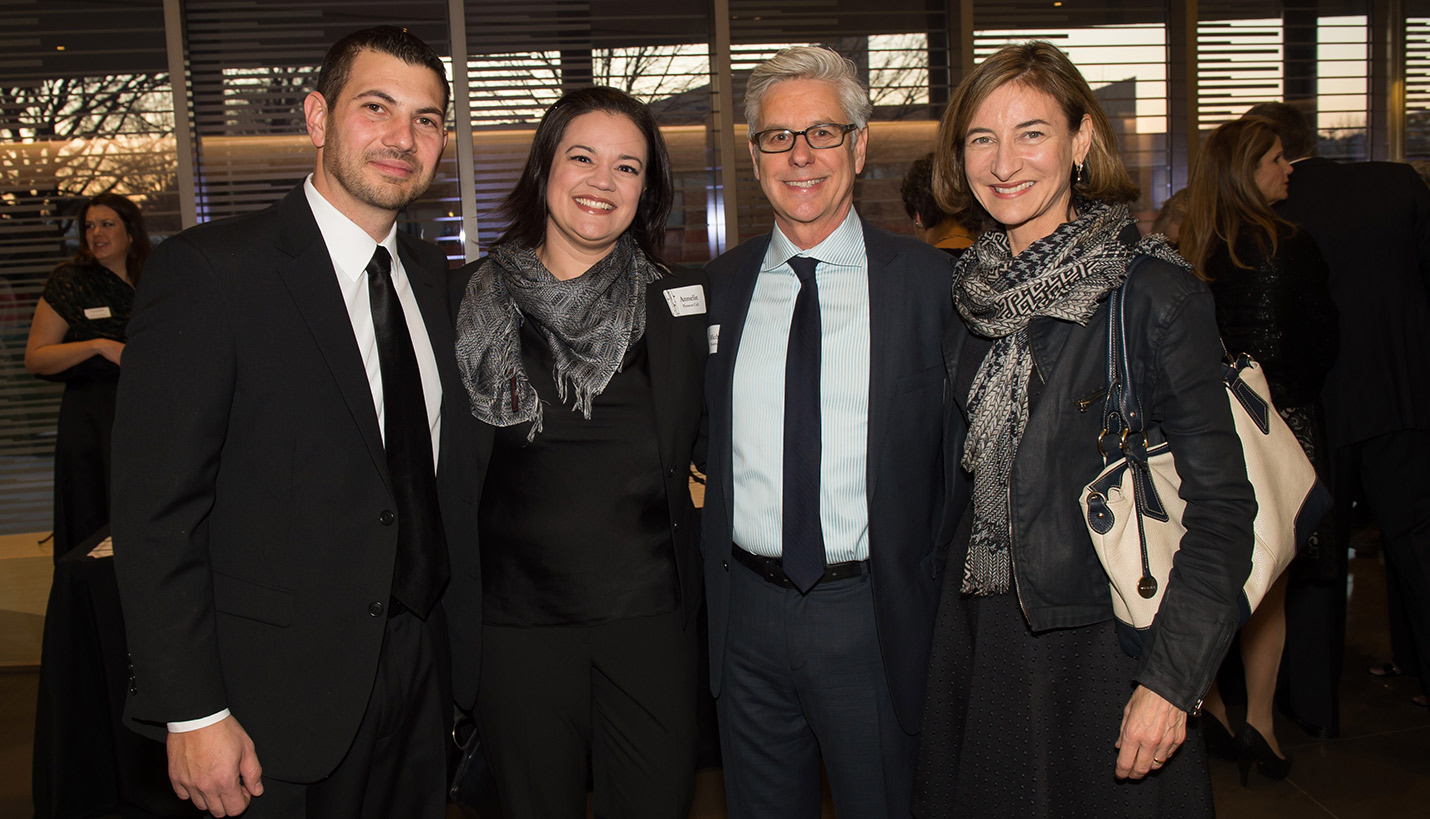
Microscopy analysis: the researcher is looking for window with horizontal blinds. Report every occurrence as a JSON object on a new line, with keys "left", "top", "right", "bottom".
{"left": 0, "top": 0, "right": 177, "bottom": 536}
{"left": 1408, "top": 5, "right": 1430, "bottom": 160}
{"left": 1197, "top": 0, "right": 1372, "bottom": 160}
{"left": 725, "top": 0, "right": 954, "bottom": 246}
{"left": 974, "top": 0, "right": 1174, "bottom": 217}
{"left": 181, "top": 0, "right": 461, "bottom": 257}
{"left": 462, "top": 0, "right": 715, "bottom": 265}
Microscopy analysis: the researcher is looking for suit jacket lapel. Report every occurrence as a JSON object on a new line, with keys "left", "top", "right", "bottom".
{"left": 715, "top": 239, "right": 767, "bottom": 531}
{"left": 273, "top": 188, "right": 390, "bottom": 487}
{"left": 646, "top": 282, "right": 677, "bottom": 470}
{"left": 863, "top": 221, "right": 900, "bottom": 501}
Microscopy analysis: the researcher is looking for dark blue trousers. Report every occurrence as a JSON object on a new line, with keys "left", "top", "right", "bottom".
{"left": 717, "top": 558, "right": 917, "bottom": 819}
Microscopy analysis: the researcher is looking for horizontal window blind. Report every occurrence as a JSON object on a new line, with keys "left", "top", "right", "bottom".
{"left": 1408, "top": 4, "right": 1430, "bottom": 160}
{"left": 1197, "top": 0, "right": 1371, "bottom": 161}
{"left": 462, "top": 0, "right": 714, "bottom": 264}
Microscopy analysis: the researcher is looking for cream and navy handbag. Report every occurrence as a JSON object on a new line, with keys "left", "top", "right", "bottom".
{"left": 1078, "top": 263, "right": 1331, "bottom": 657}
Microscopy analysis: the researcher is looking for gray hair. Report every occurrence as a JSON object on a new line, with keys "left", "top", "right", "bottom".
{"left": 744, "top": 46, "right": 873, "bottom": 132}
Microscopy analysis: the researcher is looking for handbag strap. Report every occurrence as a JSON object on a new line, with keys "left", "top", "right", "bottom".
{"left": 1099, "top": 256, "right": 1151, "bottom": 464}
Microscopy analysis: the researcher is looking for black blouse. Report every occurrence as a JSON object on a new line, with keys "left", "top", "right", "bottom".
{"left": 43, "top": 261, "right": 132, "bottom": 343}
{"left": 478, "top": 319, "right": 678, "bottom": 627}
{"left": 1205, "top": 225, "right": 1339, "bottom": 410}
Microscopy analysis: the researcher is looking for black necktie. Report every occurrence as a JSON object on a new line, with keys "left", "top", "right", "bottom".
{"left": 783, "top": 255, "right": 825, "bottom": 592}
{"left": 366, "top": 246, "right": 449, "bottom": 618}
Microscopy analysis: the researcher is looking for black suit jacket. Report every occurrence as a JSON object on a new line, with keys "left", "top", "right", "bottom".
{"left": 111, "top": 186, "right": 481, "bottom": 782}
{"left": 1275, "top": 157, "right": 1430, "bottom": 446}
{"left": 700, "top": 219, "right": 962, "bottom": 733}
{"left": 444, "top": 264, "right": 709, "bottom": 712}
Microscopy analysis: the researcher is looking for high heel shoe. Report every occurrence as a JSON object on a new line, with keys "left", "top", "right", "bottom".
{"left": 1201, "top": 714, "right": 1237, "bottom": 761}
{"left": 1236, "top": 723, "right": 1292, "bottom": 786}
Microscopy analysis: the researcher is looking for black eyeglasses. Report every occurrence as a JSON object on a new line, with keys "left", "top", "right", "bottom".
{"left": 750, "top": 123, "right": 860, "bottom": 154}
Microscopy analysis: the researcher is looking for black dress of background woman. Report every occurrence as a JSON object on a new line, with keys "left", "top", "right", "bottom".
{"left": 1178, "top": 115, "right": 1338, "bottom": 784}
{"left": 448, "top": 87, "right": 705, "bottom": 819}
{"left": 25, "top": 194, "right": 149, "bottom": 561}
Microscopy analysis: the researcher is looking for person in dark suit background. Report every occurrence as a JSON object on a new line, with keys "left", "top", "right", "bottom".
{"left": 448, "top": 86, "right": 707, "bottom": 818}
{"left": 701, "top": 46, "right": 961, "bottom": 818}
{"left": 1246, "top": 101, "right": 1430, "bottom": 731}
{"left": 111, "top": 27, "right": 477, "bottom": 818}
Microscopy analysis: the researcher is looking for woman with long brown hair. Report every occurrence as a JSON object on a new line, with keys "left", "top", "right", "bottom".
{"left": 913, "top": 41, "right": 1255, "bottom": 816}
{"left": 1178, "top": 115, "right": 1338, "bottom": 785}
{"left": 25, "top": 193, "right": 150, "bottom": 560}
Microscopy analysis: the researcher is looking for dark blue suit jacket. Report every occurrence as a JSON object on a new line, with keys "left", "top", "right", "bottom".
{"left": 700, "top": 218, "right": 965, "bottom": 733}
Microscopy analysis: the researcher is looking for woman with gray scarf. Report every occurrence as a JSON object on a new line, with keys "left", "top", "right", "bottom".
{"left": 448, "top": 86, "right": 708, "bottom": 818}
{"left": 912, "top": 43, "right": 1255, "bottom": 817}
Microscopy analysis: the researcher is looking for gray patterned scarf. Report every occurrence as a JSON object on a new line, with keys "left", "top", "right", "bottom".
{"left": 455, "top": 233, "right": 661, "bottom": 438}
{"left": 952, "top": 200, "right": 1185, "bottom": 595}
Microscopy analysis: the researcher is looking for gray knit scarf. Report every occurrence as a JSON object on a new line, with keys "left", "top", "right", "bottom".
{"left": 455, "top": 233, "right": 662, "bottom": 438}
{"left": 952, "top": 200, "right": 1187, "bottom": 595}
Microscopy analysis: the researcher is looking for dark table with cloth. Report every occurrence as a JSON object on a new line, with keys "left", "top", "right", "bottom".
{"left": 32, "top": 525, "right": 201, "bottom": 819}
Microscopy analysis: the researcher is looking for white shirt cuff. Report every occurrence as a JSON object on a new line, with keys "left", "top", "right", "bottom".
{"left": 167, "top": 708, "right": 231, "bottom": 733}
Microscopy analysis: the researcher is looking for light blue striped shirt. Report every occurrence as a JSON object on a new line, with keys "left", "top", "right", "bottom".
{"left": 731, "top": 208, "right": 871, "bottom": 563}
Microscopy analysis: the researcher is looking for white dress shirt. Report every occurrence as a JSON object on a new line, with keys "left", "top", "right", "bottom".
{"left": 730, "top": 207, "right": 872, "bottom": 564}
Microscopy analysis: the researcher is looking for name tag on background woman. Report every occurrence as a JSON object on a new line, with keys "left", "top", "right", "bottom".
{"left": 84, "top": 306, "right": 113, "bottom": 320}
{"left": 664, "top": 284, "right": 706, "bottom": 317}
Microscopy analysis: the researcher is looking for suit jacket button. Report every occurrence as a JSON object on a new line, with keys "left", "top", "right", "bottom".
{"left": 379, "top": 510, "right": 395, "bottom": 525}
{"left": 722, "top": 559, "right": 729, "bottom": 570}
{"left": 368, "top": 601, "right": 385, "bottom": 617}
{"left": 667, "top": 466, "right": 676, "bottom": 477}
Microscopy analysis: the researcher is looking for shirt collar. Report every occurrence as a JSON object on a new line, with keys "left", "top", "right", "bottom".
{"left": 304, "top": 175, "right": 399, "bottom": 283}
{"left": 762, "top": 207, "right": 864, "bottom": 273}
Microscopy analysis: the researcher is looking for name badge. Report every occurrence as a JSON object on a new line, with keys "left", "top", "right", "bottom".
{"left": 664, "top": 284, "right": 707, "bottom": 317}
{"left": 707, "top": 324, "right": 720, "bottom": 354}
{"left": 83, "top": 306, "right": 112, "bottom": 320}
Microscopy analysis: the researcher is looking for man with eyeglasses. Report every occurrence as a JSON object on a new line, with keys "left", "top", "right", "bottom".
{"left": 701, "top": 45, "right": 966, "bottom": 817}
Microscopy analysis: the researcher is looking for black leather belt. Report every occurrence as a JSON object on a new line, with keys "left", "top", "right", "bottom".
{"left": 732, "top": 545, "right": 866, "bottom": 589}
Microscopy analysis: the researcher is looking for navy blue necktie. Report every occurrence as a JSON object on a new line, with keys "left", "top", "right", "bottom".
{"left": 782, "top": 255, "right": 825, "bottom": 592}
{"left": 366, "top": 246, "right": 449, "bottom": 618}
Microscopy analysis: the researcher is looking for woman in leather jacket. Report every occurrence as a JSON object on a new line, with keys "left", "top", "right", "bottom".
{"left": 912, "top": 42, "right": 1256, "bottom": 817}
{"left": 1179, "top": 115, "right": 1339, "bottom": 785}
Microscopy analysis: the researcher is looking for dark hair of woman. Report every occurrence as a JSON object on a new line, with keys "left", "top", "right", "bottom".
{"left": 496, "top": 86, "right": 674, "bottom": 267}
{"left": 1178, "top": 116, "right": 1288, "bottom": 277}
{"left": 931, "top": 40, "right": 1138, "bottom": 233}
{"left": 70, "top": 192, "right": 151, "bottom": 288}
{"left": 900, "top": 153, "right": 950, "bottom": 227}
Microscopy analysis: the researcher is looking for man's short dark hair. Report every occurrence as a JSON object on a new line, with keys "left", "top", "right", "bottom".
{"left": 1243, "top": 101, "right": 1315, "bottom": 159}
{"left": 315, "top": 26, "right": 451, "bottom": 117}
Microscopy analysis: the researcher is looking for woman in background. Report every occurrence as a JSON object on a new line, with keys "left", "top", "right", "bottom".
{"left": 1179, "top": 115, "right": 1338, "bottom": 785}
{"left": 913, "top": 41, "right": 1254, "bottom": 817}
{"left": 25, "top": 193, "right": 149, "bottom": 561}
{"left": 450, "top": 86, "right": 706, "bottom": 818}
{"left": 900, "top": 152, "right": 977, "bottom": 257}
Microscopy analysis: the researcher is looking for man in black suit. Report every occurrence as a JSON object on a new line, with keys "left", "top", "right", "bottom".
{"left": 1247, "top": 101, "right": 1430, "bottom": 731}
{"left": 701, "top": 46, "right": 962, "bottom": 817}
{"left": 111, "top": 27, "right": 477, "bottom": 818}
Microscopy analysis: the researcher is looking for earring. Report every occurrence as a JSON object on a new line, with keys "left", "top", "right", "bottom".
{"left": 1075, "top": 160, "right": 1085, "bottom": 184}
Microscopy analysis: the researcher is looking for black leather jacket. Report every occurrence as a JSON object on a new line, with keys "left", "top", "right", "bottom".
{"left": 945, "top": 247, "right": 1256, "bottom": 712}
